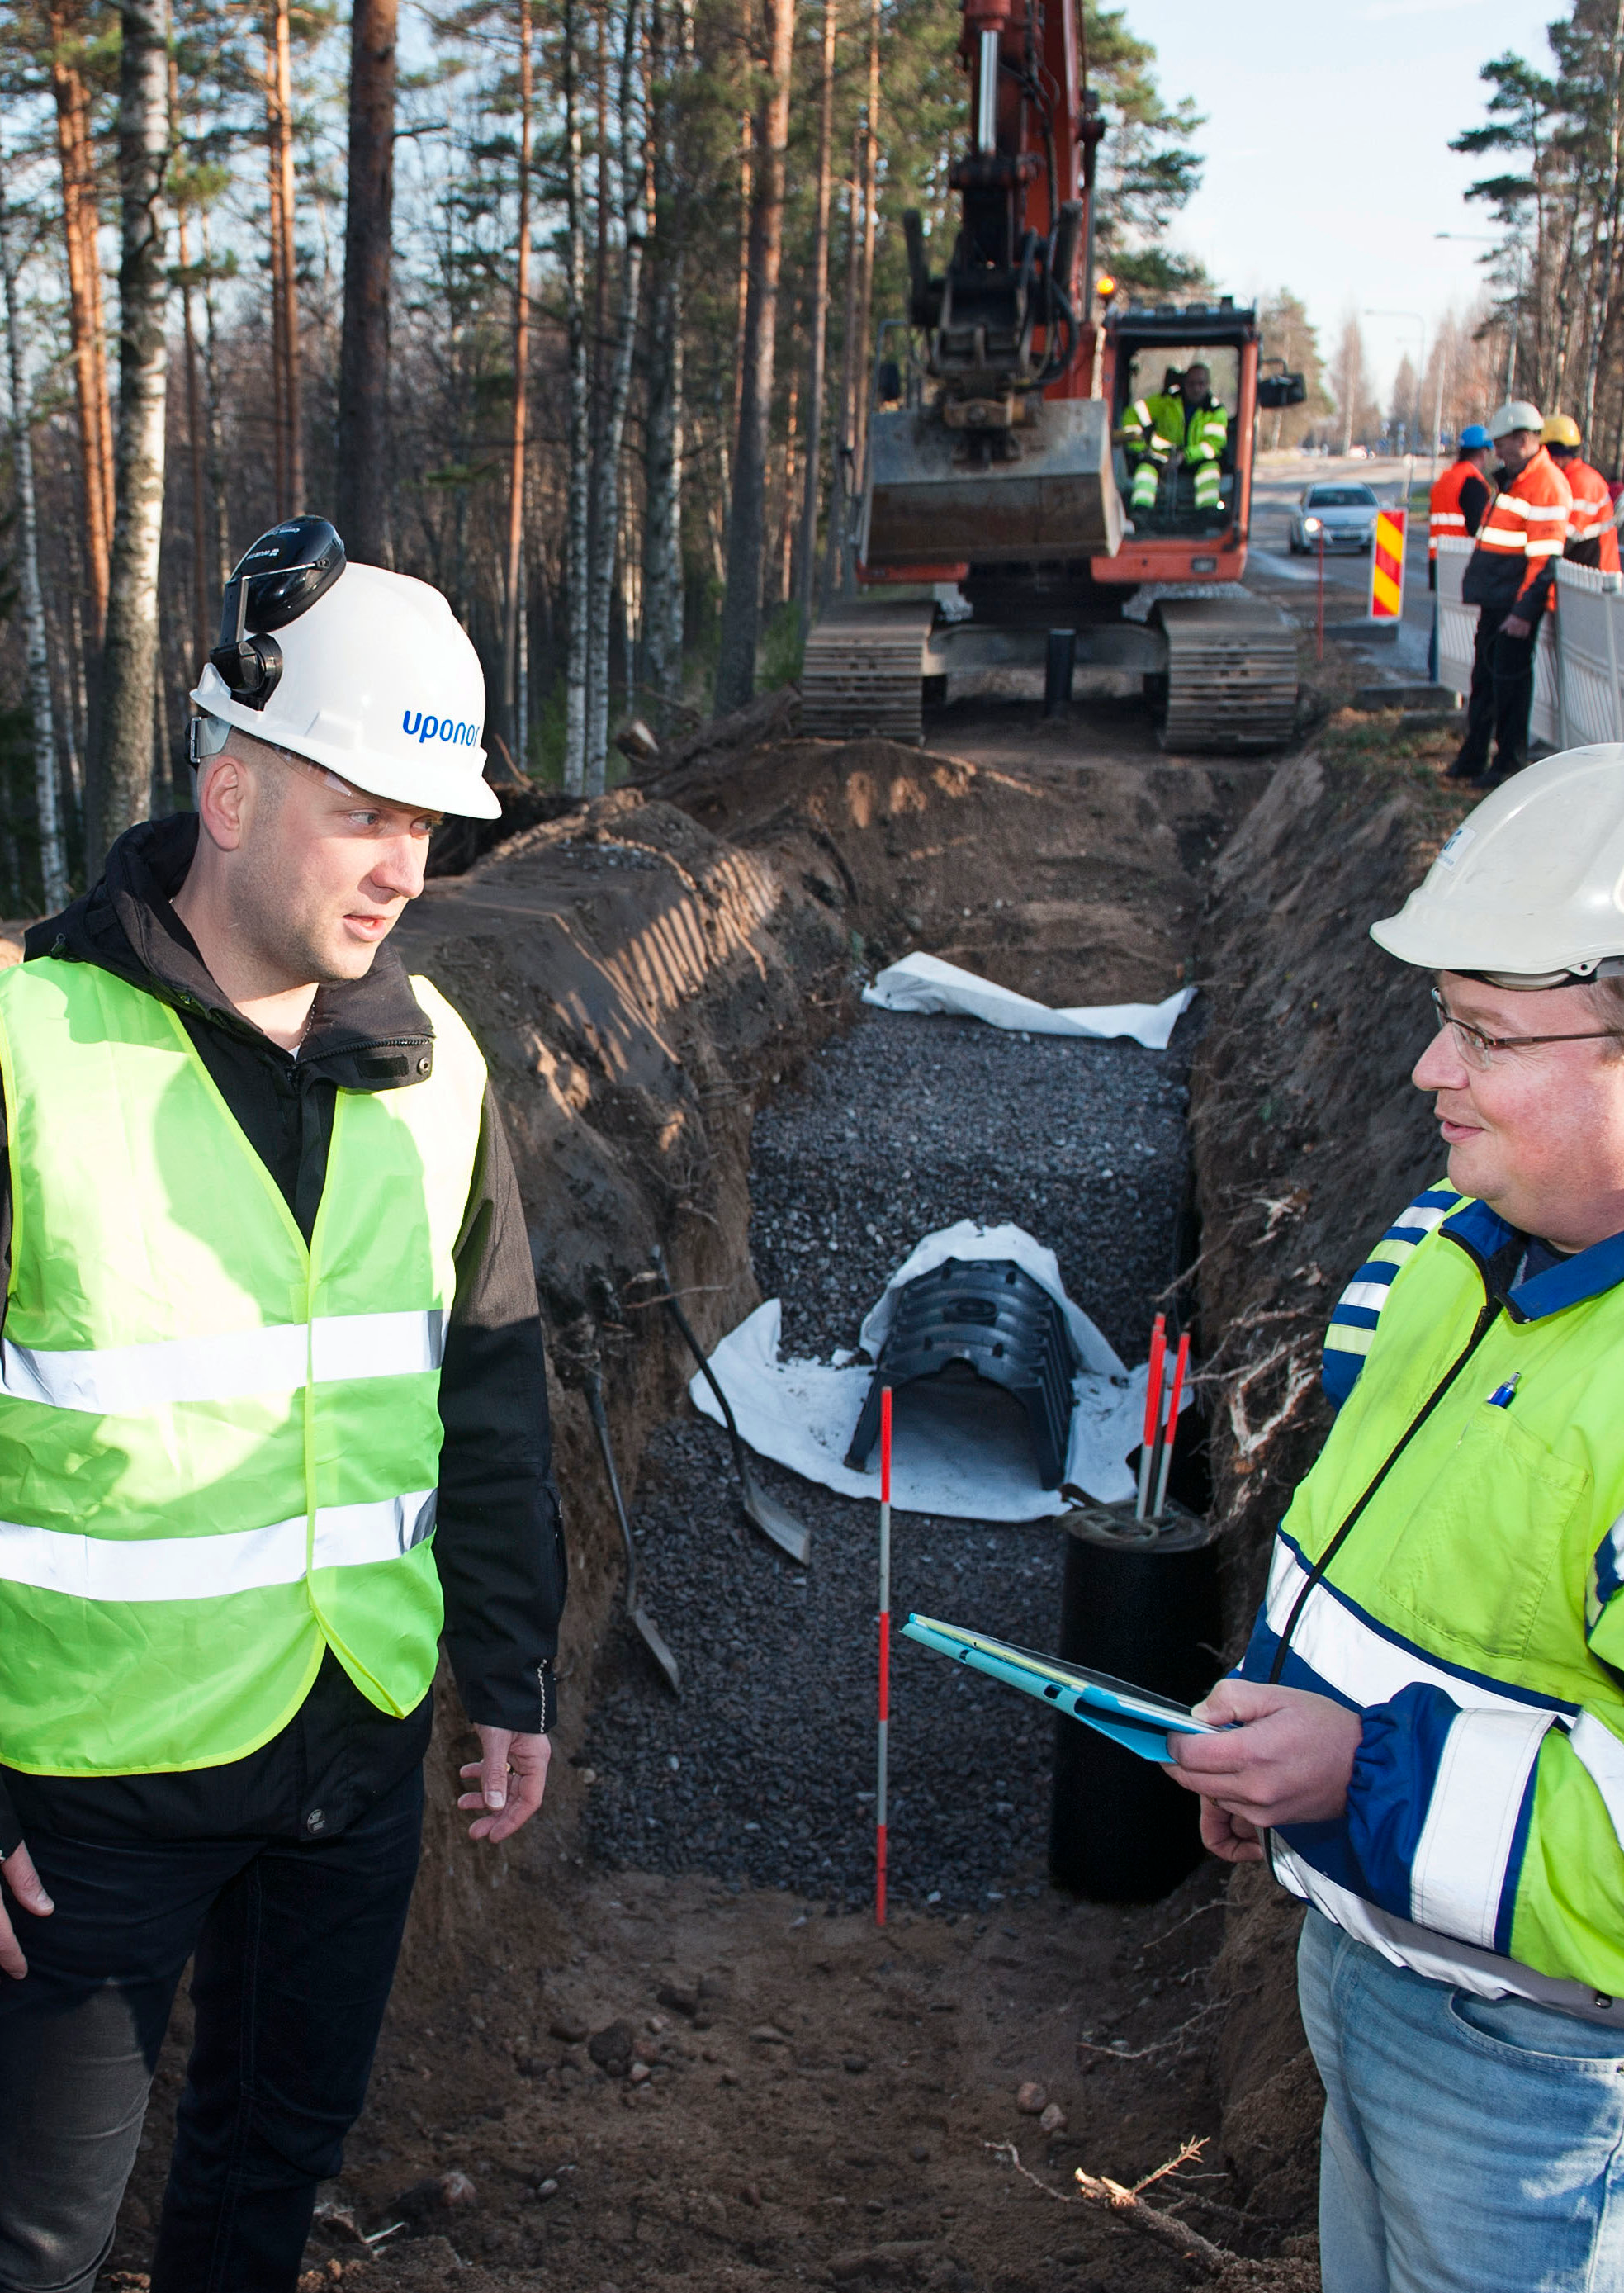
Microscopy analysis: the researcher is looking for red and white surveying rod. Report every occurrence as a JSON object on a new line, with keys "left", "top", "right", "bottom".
{"left": 876, "top": 1386, "right": 892, "bottom": 1927}
{"left": 1135, "top": 1314, "right": 1167, "bottom": 1522}
{"left": 1153, "top": 1331, "right": 1191, "bottom": 1520}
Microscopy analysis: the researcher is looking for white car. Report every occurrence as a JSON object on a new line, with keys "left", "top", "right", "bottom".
{"left": 1289, "top": 482, "right": 1380, "bottom": 555}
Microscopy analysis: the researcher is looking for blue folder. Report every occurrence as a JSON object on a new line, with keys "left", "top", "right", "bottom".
{"left": 902, "top": 1613, "right": 1219, "bottom": 1763}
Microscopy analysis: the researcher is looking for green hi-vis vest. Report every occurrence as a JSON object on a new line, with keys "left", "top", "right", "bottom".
{"left": 1123, "top": 391, "right": 1183, "bottom": 460}
{"left": 0, "top": 957, "right": 486, "bottom": 1777}
{"left": 1247, "top": 1186, "right": 1624, "bottom": 2009}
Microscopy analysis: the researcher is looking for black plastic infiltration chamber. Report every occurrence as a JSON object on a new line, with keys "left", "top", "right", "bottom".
{"left": 843, "top": 1257, "right": 1079, "bottom": 1488}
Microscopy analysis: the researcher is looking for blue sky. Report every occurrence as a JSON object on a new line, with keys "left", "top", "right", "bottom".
{"left": 1115, "top": 0, "right": 1559, "bottom": 395}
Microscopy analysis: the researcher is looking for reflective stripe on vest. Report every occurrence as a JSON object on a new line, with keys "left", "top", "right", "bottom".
{"left": 0, "top": 1490, "right": 437, "bottom": 1601}
{"left": 0, "top": 1307, "right": 445, "bottom": 1413}
{"left": 1568, "top": 462, "right": 1613, "bottom": 538}
{"left": 0, "top": 958, "right": 487, "bottom": 1776}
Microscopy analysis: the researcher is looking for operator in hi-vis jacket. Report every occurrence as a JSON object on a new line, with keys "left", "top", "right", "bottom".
{"left": 1168, "top": 746, "right": 1624, "bottom": 2291}
{"left": 0, "top": 519, "right": 566, "bottom": 2293}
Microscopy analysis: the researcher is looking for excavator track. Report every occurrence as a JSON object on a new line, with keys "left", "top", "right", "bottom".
{"left": 801, "top": 600, "right": 935, "bottom": 744}
{"left": 1155, "top": 595, "right": 1298, "bottom": 750}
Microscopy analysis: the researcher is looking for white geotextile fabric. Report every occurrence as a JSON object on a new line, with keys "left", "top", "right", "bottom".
{"left": 689, "top": 1221, "right": 1177, "bottom": 1520}
{"left": 861, "top": 951, "right": 1196, "bottom": 1050}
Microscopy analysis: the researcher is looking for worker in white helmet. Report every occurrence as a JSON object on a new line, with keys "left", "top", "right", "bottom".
{"left": 0, "top": 521, "right": 566, "bottom": 2292}
{"left": 1167, "top": 743, "right": 1624, "bottom": 2289}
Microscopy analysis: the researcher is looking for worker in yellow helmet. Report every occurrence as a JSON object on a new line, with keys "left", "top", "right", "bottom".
{"left": 1541, "top": 413, "right": 1622, "bottom": 573}
{"left": 0, "top": 520, "right": 566, "bottom": 2291}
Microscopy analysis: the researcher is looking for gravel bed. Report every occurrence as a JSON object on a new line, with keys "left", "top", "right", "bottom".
{"left": 749, "top": 1009, "right": 1191, "bottom": 1363}
{"left": 582, "top": 1006, "right": 1193, "bottom": 1907}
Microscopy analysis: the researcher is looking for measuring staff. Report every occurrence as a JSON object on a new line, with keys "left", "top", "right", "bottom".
{"left": 0, "top": 520, "right": 566, "bottom": 2293}
{"left": 1167, "top": 746, "right": 1624, "bottom": 2291}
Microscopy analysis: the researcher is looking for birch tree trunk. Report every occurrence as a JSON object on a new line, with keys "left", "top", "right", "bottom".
{"left": 642, "top": 0, "right": 689, "bottom": 733}
{"left": 337, "top": 0, "right": 398, "bottom": 561}
{"left": 47, "top": 0, "right": 114, "bottom": 643}
{"left": 502, "top": 0, "right": 534, "bottom": 763}
{"left": 0, "top": 185, "right": 70, "bottom": 911}
{"left": 91, "top": 0, "right": 170, "bottom": 874}
{"left": 713, "top": 0, "right": 796, "bottom": 714}
{"left": 795, "top": 0, "right": 837, "bottom": 631}
{"left": 563, "top": 0, "right": 591, "bottom": 797}
{"left": 585, "top": 0, "right": 646, "bottom": 795}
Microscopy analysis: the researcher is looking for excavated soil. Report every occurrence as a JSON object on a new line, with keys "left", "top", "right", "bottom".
{"left": 105, "top": 689, "right": 1461, "bottom": 2293}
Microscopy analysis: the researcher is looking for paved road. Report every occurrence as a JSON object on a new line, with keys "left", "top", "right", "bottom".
{"left": 1247, "top": 453, "right": 1437, "bottom": 681}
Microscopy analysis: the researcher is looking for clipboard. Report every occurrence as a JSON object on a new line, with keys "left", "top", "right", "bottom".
{"left": 902, "top": 1613, "right": 1219, "bottom": 1763}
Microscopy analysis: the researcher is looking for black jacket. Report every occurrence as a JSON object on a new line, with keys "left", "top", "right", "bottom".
{"left": 0, "top": 815, "right": 565, "bottom": 1857}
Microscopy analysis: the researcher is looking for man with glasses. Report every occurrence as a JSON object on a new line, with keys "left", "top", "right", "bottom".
{"left": 1166, "top": 745, "right": 1624, "bottom": 2291}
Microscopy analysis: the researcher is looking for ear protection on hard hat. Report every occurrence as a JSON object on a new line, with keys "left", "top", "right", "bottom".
{"left": 210, "top": 518, "right": 347, "bottom": 712}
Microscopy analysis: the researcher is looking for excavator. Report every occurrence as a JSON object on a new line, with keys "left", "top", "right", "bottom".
{"left": 801, "top": 0, "right": 1307, "bottom": 748}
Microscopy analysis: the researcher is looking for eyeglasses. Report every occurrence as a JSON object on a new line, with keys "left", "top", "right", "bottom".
{"left": 1430, "top": 986, "right": 1624, "bottom": 1069}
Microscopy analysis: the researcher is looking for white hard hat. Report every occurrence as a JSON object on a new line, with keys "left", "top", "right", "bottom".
{"left": 1487, "top": 399, "right": 1543, "bottom": 439}
{"left": 1371, "top": 746, "right": 1624, "bottom": 986}
{"left": 191, "top": 520, "right": 500, "bottom": 820}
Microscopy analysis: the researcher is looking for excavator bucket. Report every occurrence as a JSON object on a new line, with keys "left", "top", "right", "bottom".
{"left": 862, "top": 399, "right": 1124, "bottom": 570}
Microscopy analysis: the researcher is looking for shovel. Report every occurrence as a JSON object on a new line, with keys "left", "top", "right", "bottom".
{"left": 583, "top": 1368, "right": 681, "bottom": 1696}
{"left": 650, "top": 1244, "right": 811, "bottom": 1566}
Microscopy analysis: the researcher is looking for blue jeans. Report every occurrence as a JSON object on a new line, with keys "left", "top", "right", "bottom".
{"left": 1298, "top": 1908, "right": 1624, "bottom": 2292}
{"left": 0, "top": 1766, "right": 422, "bottom": 2293}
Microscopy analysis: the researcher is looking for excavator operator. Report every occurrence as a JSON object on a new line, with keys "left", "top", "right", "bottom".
{"left": 1120, "top": 364, "right": 1230, "bottom": 520}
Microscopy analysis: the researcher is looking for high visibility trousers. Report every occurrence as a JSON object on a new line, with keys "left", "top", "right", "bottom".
{"left": 1192, "top": 461, "right": 1221, "bottom": 512}
{"left": 1130, "top": 456, "right": 1164, "bottom": 512}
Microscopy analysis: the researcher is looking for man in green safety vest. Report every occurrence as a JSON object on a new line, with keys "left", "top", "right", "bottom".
{"left": 0, "top": 519, "right": 567, "bottom": 2293}
{"left": 1167, "top": 746, "right": 1624, "bottom": 2289}
{"left": 1119, "top": 362, "right": 1230, "bottom": 519}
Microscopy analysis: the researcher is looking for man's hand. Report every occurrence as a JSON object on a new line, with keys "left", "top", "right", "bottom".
{"left": 1198, "top": 1801, "right": 1266, "bottom": 1865}
{"left": 0, "top": 1841, "right": 54, "bottom": 1979}
{"left": 457, "top": 1726, "right": 551, "bottom": 1845}
{"left": 1163, "top": 1678, "right": 1364, "bottom": 1845}
{"left": 1503, "top": 612, "right": 1532, "bottom": 639}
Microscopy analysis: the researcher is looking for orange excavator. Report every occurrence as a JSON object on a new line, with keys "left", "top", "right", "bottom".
{"left": 801, "top": 0, "right": 1306, "bottom": 748}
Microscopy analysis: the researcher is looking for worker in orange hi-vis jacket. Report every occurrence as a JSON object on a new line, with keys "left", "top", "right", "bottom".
{"left": 1449, "top": 401, "right": 1573, "bottom": 786}
{"left": 1428, "top": 424, "right": 1494, "bottom": 680}
{"left": 1542, "top": 413, "right": 1622, "bottom": 574}
{"left": 1428, "top": 424, "right": 1494, "bottom": 578}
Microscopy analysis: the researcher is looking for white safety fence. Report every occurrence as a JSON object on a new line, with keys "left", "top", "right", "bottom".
{"left": 1436, "top": 537, "right": 1624, "bottom": 748}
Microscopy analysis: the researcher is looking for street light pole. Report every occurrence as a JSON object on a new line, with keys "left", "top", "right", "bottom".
{"left": 1435, "top": 231, "right": 1527, "bottom": 403}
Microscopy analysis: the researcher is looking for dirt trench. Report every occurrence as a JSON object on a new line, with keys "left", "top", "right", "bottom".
{"left": 106, "top": 692, "right": 1462, "bottom": 2292}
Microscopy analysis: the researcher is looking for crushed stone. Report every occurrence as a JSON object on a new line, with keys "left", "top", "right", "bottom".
{"left": 750, "top": 1008, "right": 1191, "bottom": 1362}
{"left": 583, "top": 1007, "right": 1193, "bottom": 1907}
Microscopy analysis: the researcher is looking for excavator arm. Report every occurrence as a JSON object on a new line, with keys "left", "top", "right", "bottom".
{"left": 802, "top": 0, "right": 1302, "bottom": 753}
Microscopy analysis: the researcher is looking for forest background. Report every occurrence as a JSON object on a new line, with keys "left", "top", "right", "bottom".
{"left": 0, "top": 0, "right": 1609, "bottom": 910}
